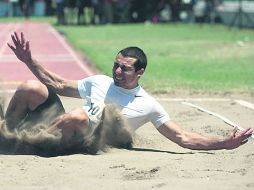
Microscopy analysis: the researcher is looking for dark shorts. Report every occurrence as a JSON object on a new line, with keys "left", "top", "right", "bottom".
{"left": 19, "top": 87, "right": 65, "bottom": 129}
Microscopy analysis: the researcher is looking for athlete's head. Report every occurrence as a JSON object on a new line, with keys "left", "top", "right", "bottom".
{"left": 119, "top": 47, "right": 147, "bottom": 72}
{"left": 113, "top": 47, "right": 147, "bottom": 89}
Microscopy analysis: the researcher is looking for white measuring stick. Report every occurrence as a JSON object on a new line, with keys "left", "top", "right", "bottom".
{"left": 182, "top": 102, "right": 254, "bottom": 139}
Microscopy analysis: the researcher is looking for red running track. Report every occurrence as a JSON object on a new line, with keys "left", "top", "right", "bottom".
{"left": 0, "top": 22, "right": 94, "bottom": 93}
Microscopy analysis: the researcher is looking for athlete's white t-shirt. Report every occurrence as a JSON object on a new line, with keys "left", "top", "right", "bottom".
{"left": 77, "top": 75, "right": 170, "bottom": 131}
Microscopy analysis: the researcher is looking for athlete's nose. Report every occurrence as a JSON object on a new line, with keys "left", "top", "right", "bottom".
{"left": 115, "top": 65, "right": 122, "bottom": 75}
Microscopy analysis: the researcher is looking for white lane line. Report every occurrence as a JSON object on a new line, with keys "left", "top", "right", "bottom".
{"left": 235, "top": 100, "right": 254, "bottom": 111}
{"left": 182, "top": 101, "right": 254, "bottom": 138}
{"left": 158, "top": 97, "right": 254, "bottom": 111}
{"left": 48, "top": 24, "right": 94, "bottom": 76}
{"left": 0, "top": 23, "right": 22, "bottom": 95}
{"left": 0, "top": 81, "right": 22, "bottom": 85}
{"left": 0, "top": 81, "right": 20, "bottom": 94}
{"left": 0, "top": 89, "right": 15, "bottom": 94}
{"left": 0, "top": 54, "right": 74, "bottom": 62}
{"left": 157, "top": 98, "right": 231, "bottom": 102}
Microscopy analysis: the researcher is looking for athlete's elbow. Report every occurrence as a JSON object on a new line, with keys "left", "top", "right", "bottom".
{"left": 54, "top": 84, "right": 65, "bottom": 95}
{"left": 45, "top": 82, "right": 64, "bottom": 95}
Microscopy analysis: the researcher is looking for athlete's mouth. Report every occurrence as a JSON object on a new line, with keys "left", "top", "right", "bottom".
{"left": 114, "top": 75, "right": 124, "bottom": 81}
{"left": 116, "top": 76, "right": 123, "bottom": 80}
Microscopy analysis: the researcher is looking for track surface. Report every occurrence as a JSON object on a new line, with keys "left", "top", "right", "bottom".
{"left": 0, "top": 22, "right": 94, "bottom": 93}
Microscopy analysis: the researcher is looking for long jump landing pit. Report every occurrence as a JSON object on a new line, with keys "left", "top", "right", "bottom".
{"left": 0, "top": 22, "right": 253, "bottom": 190}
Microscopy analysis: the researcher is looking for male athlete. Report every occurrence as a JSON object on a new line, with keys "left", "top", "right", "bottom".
{"left": 5, "top": 32, "right": 253, "bottom": 150}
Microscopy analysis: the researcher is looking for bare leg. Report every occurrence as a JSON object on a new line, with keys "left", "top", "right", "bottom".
{"left": 46, "top": 108, "right": 90, "bottom": 143}
{"left": 5, "top": 80, "right": 62, "bottom": 130}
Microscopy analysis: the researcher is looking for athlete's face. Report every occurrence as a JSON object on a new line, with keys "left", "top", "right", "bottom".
{"left": 112, "top": 53, "right": 144, "bottom": 89}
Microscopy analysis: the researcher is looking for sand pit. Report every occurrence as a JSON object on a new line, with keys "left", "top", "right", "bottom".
{"left": 1, "top": 21, "right": 252, "bottom": 189}
{"left": 0, "top": 94, "right": 253, "bottom": 190}
{"left": 0, "top": 99, "right": 133, "bottom": 156}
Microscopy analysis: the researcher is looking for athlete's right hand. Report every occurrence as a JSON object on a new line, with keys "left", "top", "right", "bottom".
{"left": 8, "top": 32, "right": 32, "bottom": 64}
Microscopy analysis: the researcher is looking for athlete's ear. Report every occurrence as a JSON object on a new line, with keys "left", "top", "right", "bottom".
{"left": 137, "top": 68, "right": 145, "bottom": 77}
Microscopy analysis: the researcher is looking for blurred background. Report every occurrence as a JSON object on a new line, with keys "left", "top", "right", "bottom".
{"left": 0, "top": 0, "right": 254, "bottom": 28}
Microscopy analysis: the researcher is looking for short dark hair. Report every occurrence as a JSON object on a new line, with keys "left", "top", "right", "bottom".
{"left": 119, "top": 47, "right": 147, "bottom": 72}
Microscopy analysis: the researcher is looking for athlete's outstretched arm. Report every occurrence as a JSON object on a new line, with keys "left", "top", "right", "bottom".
{"left": 8, "top": 32, "right": 80, "bottom": 98}
{"left": 158, "top": 121, "right": 253, "bottom": 150}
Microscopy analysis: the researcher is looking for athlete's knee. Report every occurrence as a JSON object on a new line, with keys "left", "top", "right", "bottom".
{"left": 15, "top": 80, "right": 49, "bottom": 111}
{"left": 53, "top": 109, "right": 89, "bottom": 140}
{"left": 17, "top": 80, "right": 46, "bottom": 94}
{"left": 68, "top": 108, "right": 89, "bottom": 127}
{"left": 56, "top": 108, "right": 89, "bottom": 128}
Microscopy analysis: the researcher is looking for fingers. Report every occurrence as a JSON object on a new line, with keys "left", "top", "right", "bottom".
{"left": 21, "top": 32, "right": 25, "bottom": 47}
{"left": 10, "top": 32, "right": 25, "bottom": 48}
{"left": 231, "top": 127, "right": 238, "bottom": 137}
{"left": 241, "top": 127, "right": 252, "bottom": 133}
{"left": 240, "top": 127, "right": 253, "bottom": 137}
{"left": 14, "top": 32, "right": 20, "bottom": 43}
{"left": 245, "top": 127, "right": 253, "bottom": 134}
{"left": 25, "top": 41, "right": 30, "bottom": 52}
{"left": 241, "top": 135, "right": 251, "bottom": 144}
{"left": 240, "top": 127, "right": 253, "bottom": 143}
{"left": 7, "top": 43, "right": 16, "bottom": 52}
{"left": 241, "top": 139, "right": 248, "bottom": 145}
{"left": 11, "top": 34, "right": 19, "bottom": 47}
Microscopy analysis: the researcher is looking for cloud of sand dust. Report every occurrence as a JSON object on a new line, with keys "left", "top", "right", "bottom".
{"left": 0, "top": 98, "right": 63, "bottom": 156}
{"left": 82, "top": 104, "right": 134, "bottom": 154}
{"left": 0, "top": 92, "right": 5, "bottom": 120}
{"left": 0, "top": 100, "right": 133, "bottom": 156}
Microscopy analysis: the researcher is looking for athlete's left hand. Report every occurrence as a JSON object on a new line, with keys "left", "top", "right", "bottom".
{"left": 224, "top": 127, "right": 253, "bottom": 150}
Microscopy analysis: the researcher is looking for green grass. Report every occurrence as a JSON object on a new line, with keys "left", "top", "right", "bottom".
{"left": 55, "top": 23, "right": 254, "bottom": 94}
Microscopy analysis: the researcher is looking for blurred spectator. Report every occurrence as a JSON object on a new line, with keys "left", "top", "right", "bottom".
{"left": 193, "top": 0, "right": 206, "bottom": 22}
{"left": 180, "top": 0, "right": 194, "bottom": 22}
{"left": 6, "top": 1, "right": 19, "bottom": 17}
{"left": 91, "top": 0, "right": 103, "bottom": 24}
{"left": 169, "top": 0, "right": 181, "bottom": 22}
{"left": 77, "top": 0, "right": 94, "bottom": 25}
{"left": 146, "top": 0, "right": 160, "bottom": 23}
{"left": 193, "top": 0, "right": 218, "bottom": 23}
{"left": 114, "top": 0, "right": 130, "bottom": 23}
{"left": 45, "top": 0, "right": 55, "bottom": 16}
{"left": 55, "top": 0, "right": 66, "bottom": 25}
{"left": 77, "top": 0, "right": 85, "bottom": 25}
{"left": 19, "top": 0, "right": 33, "bottom": 19}
{"left": 151, "top": 0, "right": 169, "bottom": 23}
{"left": 66, "top": 0, "right": 76, "bottom": 25}
{"left": 102, "top": 0, "right": 114, "bottom": 24}
{"left": 207, "top": 0, "right": 221, "bottom": 23}
{"left": 129, "top": 0, "right": 147, "bottom": 22}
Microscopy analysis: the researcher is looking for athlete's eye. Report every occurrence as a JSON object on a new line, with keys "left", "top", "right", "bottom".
{"left": 113, "top": 62, "right": 119, "bottom": 67}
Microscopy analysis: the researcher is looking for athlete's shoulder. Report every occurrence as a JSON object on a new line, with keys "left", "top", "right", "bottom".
{"left": 137, "top": 87, "right": 163, "bottom": 106}
{"left": 86, "top": 74, "right": 112, "bottom": 80}
{"left": 79, "top": 75, "right": 113, "bottom": 83}
{"left": 136, "top": 86, "right": 152, "bottom": 99}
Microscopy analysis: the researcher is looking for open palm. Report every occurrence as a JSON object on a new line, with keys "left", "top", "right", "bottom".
{"left": 8, "top": 32, "right": 32, "bottom": 64}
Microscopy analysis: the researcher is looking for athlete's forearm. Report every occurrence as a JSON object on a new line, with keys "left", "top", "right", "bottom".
{"left": 25, "top": 58, "right": 63, "bottom": 88}
{"left": 158, "top": 121, "right": 229, "bottom": 151}
{"left": 24, "top": 58, "right": 79, "bottom": 97}
{"left": 177, "top": 131, "right": 227, "bottom": 150}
